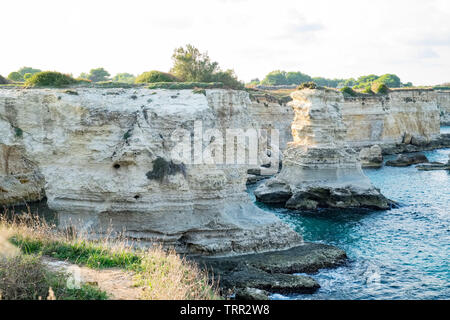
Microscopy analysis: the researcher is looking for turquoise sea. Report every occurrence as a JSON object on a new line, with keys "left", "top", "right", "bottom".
{"left": 248, "top": 143, "right": 449, "bottom": 300}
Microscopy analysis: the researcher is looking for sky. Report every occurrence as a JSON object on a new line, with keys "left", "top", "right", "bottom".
{"left": 1, "top": 0, "right": 449, "bottom": 85}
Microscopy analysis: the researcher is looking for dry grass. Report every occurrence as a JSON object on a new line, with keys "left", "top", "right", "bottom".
{"left": 0, "top": 211, "right": 220, "bottom": 300}
{"left": 135, "top": 247, "right": 219, "bottom": 300}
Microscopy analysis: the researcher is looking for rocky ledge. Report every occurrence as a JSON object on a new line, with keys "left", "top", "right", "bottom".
{"left": 255, "top": 88, "right": 392, "bottom": 211}
{"left": 416, "top": 155, "right": 450, "bottom": 171}
{"left": 386, "top": 152, "right": 429, "bottom": 167}
{"left": 193, "top": 242, "right": 347, "bottom": 299}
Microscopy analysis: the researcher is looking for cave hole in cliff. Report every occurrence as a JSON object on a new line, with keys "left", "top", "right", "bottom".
{"left": 113, "top": 163, "right": 121, "bottom": 169}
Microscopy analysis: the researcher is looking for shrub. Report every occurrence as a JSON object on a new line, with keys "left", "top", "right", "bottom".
{"left": 8, "top": 72, "right": 23, "bottom": 82}
{"left": 85, "top": 68, "right": 110, "bottom": 82}
{"left": 297, "top": 82, "right": 317, "bottom": 90}
{"left": 0, "top": 254, "right": 107, "bottom": 300}
{"left": 209, "top": 70, "right": 244, "bottom": 89}
{"left": 340, "top": 86, "right": 357, "bottom": 96}
{"left": 361, "top": 86, "right": 374, "bottom": 94}
{"left": 0, "top": 75, "right": 10, "bottom": 84}
{"left": 135, "top": 71, "right": 179, "bottom": 84}
{"left": 25, "top": 71, "right": 77, "bottom": 87}
{"left": 23, "top": 73, "right": 33, "bottom": 80}
{"left": 371, "top": 82, "right": 390, "bottom": 94}
{"left": 146, "top": 82, "right": 224, "bottom": 90}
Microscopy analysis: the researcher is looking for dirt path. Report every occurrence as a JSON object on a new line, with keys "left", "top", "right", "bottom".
{"left": 42, "top": 256, "right": 142, "bottom": 300}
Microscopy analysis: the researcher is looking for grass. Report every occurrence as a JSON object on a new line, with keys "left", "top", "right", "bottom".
{"left": 0, "top": 226, "right": 107, "bottom": 300}
{"left": 0, "top": 212, "right": 219, "bottom": 300}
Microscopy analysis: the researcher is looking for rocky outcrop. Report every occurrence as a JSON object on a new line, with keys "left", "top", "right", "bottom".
{"left": 248, "top": 89, "right": 449, "bottom": 157}
{"left": 0, "top": 144, "right": 45, "bottom": 205}
{"left": 255, "top": 88, "right": 392, "bottom": 211}
{"left": 359, "top": 145, "right": 383, "bottom": 168}
{"left": 194, "top": 242, "right": 347, "bottom": 296}
{"left": 416, "top": 155, "right": 450, "bottom": 171}
{"left": 0, "top": 88, "right": 302, "bottom": 255}
{"left": 385, "top": 153, "right": 429, "bottom": 167}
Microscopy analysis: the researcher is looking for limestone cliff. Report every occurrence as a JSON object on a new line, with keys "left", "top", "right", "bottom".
{"left": 0, "top": 88, "right": 301, "bottom": 255}
{"left": 436, "top": 90, "right": 450, "bottom": 126}
{"left": 249, "top": 89, "right": 447, "bottom": 155}
{"left": 255, "top": 88, "right": 391, "bottom": 210}
{"left": 341, "top": 89, "right": 441, "bottom": 148}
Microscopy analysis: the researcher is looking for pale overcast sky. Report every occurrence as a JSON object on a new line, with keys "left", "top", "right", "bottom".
{"left": 1, "top": 0, "right": 449, "bottom": 85}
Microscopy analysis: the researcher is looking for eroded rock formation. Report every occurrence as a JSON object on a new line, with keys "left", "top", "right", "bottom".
{"left": 255, "top": 88, "right": 392, "bottom": 210}
{"left": 248, "top": 89, "right": 449, "bottom": 155}
{"left": 0, "top": 88, "right": 301, "bottom": 255}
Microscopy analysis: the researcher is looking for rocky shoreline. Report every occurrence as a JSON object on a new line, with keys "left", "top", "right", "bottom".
{"left": 193, "top": 242, "right": 347, "bottom": 299}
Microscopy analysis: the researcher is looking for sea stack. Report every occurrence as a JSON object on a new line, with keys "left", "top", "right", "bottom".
{"left": 255, "top": 88, "right": 392, "bottom": 210}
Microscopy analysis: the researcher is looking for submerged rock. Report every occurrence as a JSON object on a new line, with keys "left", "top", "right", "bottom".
{"left": 194, "top": 242, "right": 346, "bottom": 296}
{"left": 255, "top": 88, "right": 392, "bottom": 211}
{"left": 386, "top": 153, "right": 429, "bottom": 167}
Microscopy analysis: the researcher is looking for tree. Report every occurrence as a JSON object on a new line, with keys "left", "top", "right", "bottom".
{"left": 18, "top": 67, "right": 41, "bottom": 77}
{"left": 169, "top": 44, "right": 243, "bottom": 89}
{"left": 376, "top": 74, "right": 401, "bottom": 88}
{"left": 209, "top": 69, "right": 243, "bottom": 89}
{"left": 85, "top": 68, "right": 110, "bottom": 82}
{"left": 260, "top": 70, "right": 288, "bottom": 85}
{"left": 286, "top": 71, "right": 312, "bottom": 85}
{"left": 170, "top": 44, "right": 219, "bottom": 82}
{"left": 112, "top": 73, "right": 136, "bottom": 84}
{"left": 23, "top": 73, "right": 33, "bottom": 80}
{"left": 8, "top": 72, "right": 23, "bottom": 82}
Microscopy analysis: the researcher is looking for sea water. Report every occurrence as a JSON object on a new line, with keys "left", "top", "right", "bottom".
{"left": 248, "top": 147, "right": 449, "bottom": 300}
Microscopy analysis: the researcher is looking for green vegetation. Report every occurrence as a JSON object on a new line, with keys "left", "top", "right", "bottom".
{"left": 257, "top": 70, "right": 413, "bottom": 89}
{"left": 297, "top": 82, "right": 317, "bottom": 90}
{"left": 170, "top": 44, "right": 243, "bottom": 89}
{"left": 11, "top": 236, "right": 141, "bottom": 269}
{"left": 146, "top": 157, "right": 186, "bottom": 182}
{"left": 146, "top": 82, "right": 224, "bottom": 90}
{"left": 0, "top": 75, "right": 9, "bottom": 84}
{"left": 135, "top": 71, "right": 179, "bottom": 84}
{"left": 371, "top": 82, "right": 390, "bottom": 94}
{"left": 112, "top": 73, "right": 136, "bottom": 84}
{"left": 1, "top": 213, "right": 219, "bottom": 300}
{"left": 80, "top": 68, "right": 110, "bottom": 82}
{"left": 0, "top": 254, "right": 108, "bottom": 300}
{"left": 7, "top": 67, "right": 42, "bottom": 82}
{"left": 340, "top": 86, "right": 357, "bottom": 96}
{"left": 14, "top": 127, "right": 23, "bottom": 138}
{"left": 25, "top": 71, "right": 77, "bottom": 87}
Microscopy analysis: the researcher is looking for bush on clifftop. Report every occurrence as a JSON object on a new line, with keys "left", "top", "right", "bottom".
{"left": 135, "top": 71, "right": 179, "bottom": 84}
{"left": 0, "top": 75, "right": 10, "bottom": 84}
{"left": 371, "top": 82, "right": 390, "bottom": 94}
{"left": 297, "top": 82, "right": 317, "bottom": 90}
{"left": 25, "top": 71, "right": 77, "bottom": 87}
{"left": 340, "top": 86, "right": 357, "bottom": 96}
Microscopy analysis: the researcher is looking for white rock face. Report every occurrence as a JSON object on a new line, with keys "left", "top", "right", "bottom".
{"left": 0, "top": 88, "right": 301, "bottom": 255}
{"left": 249, "top": 89, "right": 446, "bottom": 154}
{"left": 436, "top": 90, "right": 450, "bottom": 126}
{"left": 359, "top": 145, "right": 383, "bottom": 168}
{"left": 255, "top": 89, "right": 391, "bottom": 210}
